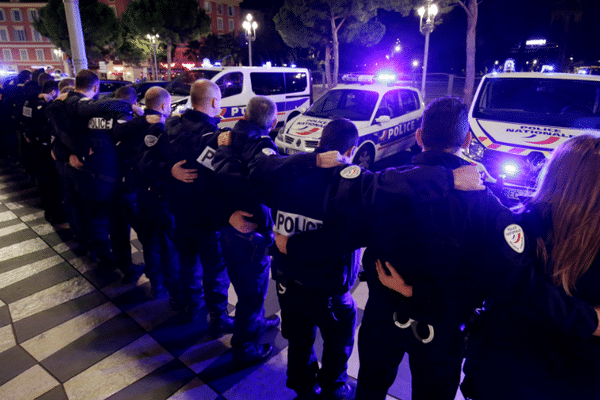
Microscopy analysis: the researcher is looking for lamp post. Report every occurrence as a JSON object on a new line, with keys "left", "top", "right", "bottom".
{"left": 147, "top": 33, "right": 159, "bottom": 80}
{"left": 242, "top": 14, "right": 258, "bottom": 66}
{"left": 418, "top": 0, "right": 438, "bottom": 101}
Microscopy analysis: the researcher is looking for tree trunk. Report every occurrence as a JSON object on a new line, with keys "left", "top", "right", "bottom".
{"left": 331, "top": 14, "right": 339, "bottom": 88}
{"left": 167, "top": 39, "right": 173, "bottom": 81}
{"left": 463, "top": 0, "right": 478, "bottom": 106}
{"left": 325, "top": 44, "right": 332, "bottom": 89}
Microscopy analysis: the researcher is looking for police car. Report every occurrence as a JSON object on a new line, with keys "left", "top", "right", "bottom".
{"left": 463, "top": 60, "right": 600, "bottom": 203}
{"left": 274, "top": 73, "right": 423, "bottom": 169}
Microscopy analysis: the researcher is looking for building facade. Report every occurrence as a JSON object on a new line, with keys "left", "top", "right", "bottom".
{"left": 0, "top": 2, "right": 64, "bottom": 78}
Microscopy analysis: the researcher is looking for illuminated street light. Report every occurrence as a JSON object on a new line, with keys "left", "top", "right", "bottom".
{"left": 53, "top": 48, "right": 70, "bottom": 77}
{"left": 418, "top": 0, "right": 438, "bottom": 100}
{"left": 146, "top": 33, "right": 159, "bottom": 80}
{"left": 242, "top": 14, "right": 258, "bottom": 66}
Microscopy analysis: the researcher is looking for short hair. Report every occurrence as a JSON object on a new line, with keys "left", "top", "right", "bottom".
{"left": 190, "top": 79, "right": 220, "bottom": 109}
{"left": 37, "top": 72, "right": 53, "bottom": 87}
{"left": 318, "top": 119, "right": 358, "bottom": 154}
{"left": 115, "top": 85, "right": 137, "bottom": 104}
{"left": 16, "top": 70, "right": 32, "bottom": 84}
{"left": 246, "top": 96, "right": 277, "bottom": 130}
{"left": 420, "top": 97, "right": 468, "bottom": 152}
{"left": 31, "top": 68, "right": 45, "bottom": 84}
{"left": 42, "top": 80, "right": 59, "bottom": 94}
{"left": 75, "top": 69, "right": 99, "bottom": 92}
{"left": 144, "top": 86, "right": 170, "bottom": 111}
{"left": 58, "top": 78, "right": 75, "bottom": 93}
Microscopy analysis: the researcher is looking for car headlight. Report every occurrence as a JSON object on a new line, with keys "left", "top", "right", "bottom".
{"left": 464, "top": 136, "right": 486, "bottom": 162}
{"left": 500, "top": 160, "right": 520, "bottom": 177}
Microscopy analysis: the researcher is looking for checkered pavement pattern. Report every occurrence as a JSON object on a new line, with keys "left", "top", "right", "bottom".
{"left": 0, "top": 164, "right": 466, "bottom": 400}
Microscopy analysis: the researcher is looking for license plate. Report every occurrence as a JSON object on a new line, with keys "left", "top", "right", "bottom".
{"left": 285, "top": 148, "right": 302, "bottom": 155}
{"left": 502, "top": 187, "right": 532, "bottom": 200}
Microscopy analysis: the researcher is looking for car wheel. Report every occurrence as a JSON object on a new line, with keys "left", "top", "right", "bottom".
{"left": 353, "top": 144, "right": 375, "bottom": 170}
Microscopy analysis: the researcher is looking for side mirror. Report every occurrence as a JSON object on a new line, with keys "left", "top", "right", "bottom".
{"left": 375, "top": 115, "right": 391, "bottom": 124}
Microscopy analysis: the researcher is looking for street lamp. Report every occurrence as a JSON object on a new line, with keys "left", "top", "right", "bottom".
{"left": 53, "top": 48, "right": 70, "bottom": 77}
{"left": 147, "top": 33, "right": 159, "bottom": 80}
{"left": 417, "top": 0, "right": 438, "bottom": 101}
{"left": 242, "top": 14, "right": 258, "bottom": 66}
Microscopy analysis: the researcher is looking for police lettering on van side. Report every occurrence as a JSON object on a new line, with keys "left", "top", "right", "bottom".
{"left": 273, "top": 211, "right": 323, "bottom": 237}
{"left": 378, "top": 119, "right": 418, "bottom": 142}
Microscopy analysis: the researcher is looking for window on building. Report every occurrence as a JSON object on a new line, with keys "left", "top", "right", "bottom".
{"left": 204, "top": 1, "right": 212, "bottom": 13}
{"left": 3, "top": 49, "right": 12, "bottom": 61}
{"left": 227, "top": 6, "right": 235, "bottom": 17}
{"left": 217, "top": 4, "right": 223, "bottom": 14}
{"left": 0, "top": 27, "right": 8, "bottom": 42}
{"left": 36, "top": 49, "right": 44, "bottom": 61}
{"left": 228, "top": 19, "right": 234, "bottom": 32}
{"left": 28, "top": 9, "right": 38, "bottom": 22}
{"left": 0, "top": 10, "right": 6, "bottom": 22}
{"left": 217, "top": 17, "right": 223, "bottom": 31}
{"left": 11, "top": 9, "right": 22, "bottom": 22}
{"left": 20, "top": 49, "right": 28, "bottom": 61}
{"left": 51, "top": 49, "right": 59, "bottom": 61}
{"left": 14, "top": 28, "right": 27, "bottom": 42}
{"left": 31, "top": 28, "right": 41, "bottom": 42}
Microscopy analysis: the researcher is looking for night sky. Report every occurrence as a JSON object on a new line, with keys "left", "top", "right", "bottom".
{"left": 239, "top": 0, "right": 600, "bottom": 74}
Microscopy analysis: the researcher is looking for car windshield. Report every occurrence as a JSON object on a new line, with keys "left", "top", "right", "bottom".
{"left": 165, "top": 69, "right": 222, "bottom": 95}
{"left": 473, "top": 77, "right": 600, "bottom": 129}
{"left": 306, "top": 89, "right": 378, "bottom": 121}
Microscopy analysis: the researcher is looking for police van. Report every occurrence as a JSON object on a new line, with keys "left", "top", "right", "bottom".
{"left": 164, "top": 65, "right": 312, "bottom": 130}
{"left": 463, "top": 61, "right": 600, "bottom": 203}
{"left": 274, "top": 73, "right": 423, "bottom": 169}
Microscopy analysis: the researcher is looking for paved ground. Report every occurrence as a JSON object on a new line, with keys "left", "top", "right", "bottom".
{"left": 0, "top": 162, "right": 466, "bottom": 400}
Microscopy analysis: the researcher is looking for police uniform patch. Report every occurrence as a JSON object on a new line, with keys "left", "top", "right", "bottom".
{"left": 340, "top": 165, "right": 361, "bottom": 179}
{"left": 262, "top": 147, "right": 277, "bottom": 156}
{"left": 504, "top": 224, "right": 525, "bottom": 253}
{"left": 144, "top": 135, "right": 158, "bottom": 147}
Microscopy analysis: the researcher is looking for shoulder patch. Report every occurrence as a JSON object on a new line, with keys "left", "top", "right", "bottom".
{"left": 504, "top": 224, "right": 525, "bottom": 253}
{"left": 144, "top": 135, "right": 159, "bottom": 147}
{"left": 262, "top": 147, "right": 277, "bottom": 156}
{"left": 340, "top": 165, "right": 361, "bottom": 179}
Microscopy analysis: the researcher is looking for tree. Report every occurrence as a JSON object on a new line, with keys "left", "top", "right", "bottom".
{"left": 275, "top": 0, "right": 413, "bottom": 88}
{"left": 121, "top": 0, "right": 211, "bottom": 80}
{"left": 33, "top": 0, "right": 121, "bottom": 61}
{"left": 550, "top": 0, "right": 584, "bottom": 71}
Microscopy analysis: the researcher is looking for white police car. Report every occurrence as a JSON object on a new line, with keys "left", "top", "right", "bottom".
{"left": 463, "top": 60, "right": 600, "bottom": 203}
{"left": 274, "top": 73, "right": 423, "bottom": 169}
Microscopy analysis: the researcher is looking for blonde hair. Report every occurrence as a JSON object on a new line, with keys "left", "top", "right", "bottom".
{"left": 531, "top": 134, "right": 600, "bottom": 294}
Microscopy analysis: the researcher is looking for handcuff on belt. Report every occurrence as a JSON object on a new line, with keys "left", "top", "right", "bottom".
{"left": 393, "top": 311, "right": 435, "bottom": 344}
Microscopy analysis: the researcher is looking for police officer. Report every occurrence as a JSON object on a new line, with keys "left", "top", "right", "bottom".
{"left": 113, "top": 86, "right": 176, "bottom": 298}
{"left": 150, "top": 79, "right": 232, "bottom": 335}
{"left": 247, "top": 119, "right": 361, "bottom": 399}
{"left": 212, "top": 96, "right": 288, "bottom": 368}
{"left": 48, "top": 69, "right": 136, "bottom": 270}
{"left": 21, "top": 80, "right": 63, "bottom": 223}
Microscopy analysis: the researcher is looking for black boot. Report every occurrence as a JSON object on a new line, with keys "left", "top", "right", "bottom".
{"left": 208, "top": 312, "right": 234, "bottom": 339}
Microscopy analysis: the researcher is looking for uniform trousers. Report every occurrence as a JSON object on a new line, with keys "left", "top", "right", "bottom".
{"left": 278, "top": 281, "right": 356, "bottom": 394}
{"left": 137, "top": 189, "right": 179, "bottom": 293}
{"left": 173, "top": 224, "right": 229, "bottom": 314}
{"left": 355, "top": 286, "right": 463, "bottom": 400}
{"left": 220, "top": 226, "right": 271, "bottom": 356}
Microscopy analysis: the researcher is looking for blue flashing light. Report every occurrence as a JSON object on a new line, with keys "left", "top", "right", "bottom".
{"left": 375, "top": 69, "right": 397, "bottom": 84}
